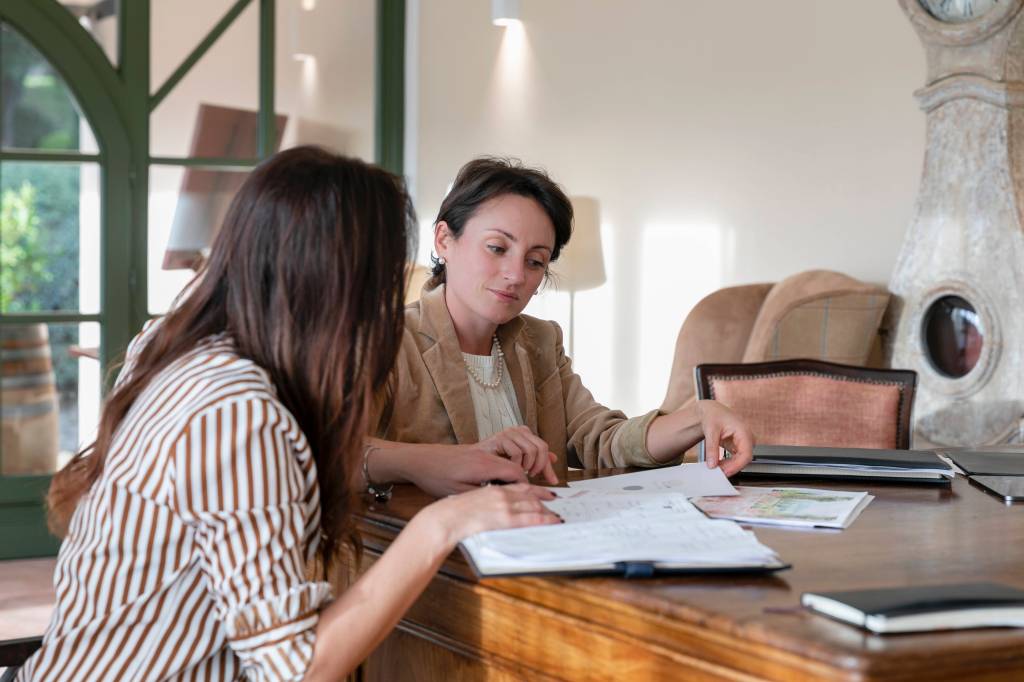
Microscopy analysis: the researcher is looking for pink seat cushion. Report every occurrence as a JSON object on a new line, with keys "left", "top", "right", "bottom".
{"left": 710, "top": 374, "right": 904, "bottom": 449}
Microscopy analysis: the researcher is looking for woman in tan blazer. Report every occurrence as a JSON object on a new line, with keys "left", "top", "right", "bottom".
{"left": 363, "top": 158, "right": 754, "bottom": 496}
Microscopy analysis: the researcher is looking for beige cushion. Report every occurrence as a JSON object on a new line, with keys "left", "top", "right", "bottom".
{"left": 742, "top": 270, "right": 890, "bottom": 365}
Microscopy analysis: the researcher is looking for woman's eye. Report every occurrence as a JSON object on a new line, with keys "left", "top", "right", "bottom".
{"left": 487, "top": 244, "right": 506, "bottom": 255}
{"left": 528, "top": 259, "right": 546, "bottom": 269}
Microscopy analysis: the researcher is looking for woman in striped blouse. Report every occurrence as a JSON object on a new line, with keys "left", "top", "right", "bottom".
{"left": 21, "top": 147, "right": 561, "bottom": 681}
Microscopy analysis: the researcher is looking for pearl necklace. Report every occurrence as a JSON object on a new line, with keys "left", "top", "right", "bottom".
{"left": 464, "top": 335, "right": 504, "bottom": 389}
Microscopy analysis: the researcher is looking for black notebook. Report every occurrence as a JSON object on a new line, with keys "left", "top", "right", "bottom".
{"left": 802, "top": 583, "right": 1024, "bottom": 633}
{"left": 740, "top": 445, "right": 953, "bottom": 484}
{"left": 945, "top": 451, "right": 1024, "bottom": 476}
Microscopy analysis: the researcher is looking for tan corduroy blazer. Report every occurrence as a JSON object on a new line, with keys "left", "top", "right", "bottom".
{"left": 374, "top": 284, "right": 662, "bottom": 479}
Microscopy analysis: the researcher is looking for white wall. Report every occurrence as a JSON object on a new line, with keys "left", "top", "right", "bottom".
{"left": 410, "top": 0, "right": 927, "bottom": 416}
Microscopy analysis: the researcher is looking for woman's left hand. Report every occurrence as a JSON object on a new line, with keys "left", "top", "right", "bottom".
{"left": 696, "top": 399, "right": 755, "bottom": 477}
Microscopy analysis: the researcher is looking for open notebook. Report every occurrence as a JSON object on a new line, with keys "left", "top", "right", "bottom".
{"left": 459, "top": 491, "right": 787, "bottom": 578}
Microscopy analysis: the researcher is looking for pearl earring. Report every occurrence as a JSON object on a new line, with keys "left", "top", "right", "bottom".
{"left": 438, "top": 256, "right": 446, "bottom": 265}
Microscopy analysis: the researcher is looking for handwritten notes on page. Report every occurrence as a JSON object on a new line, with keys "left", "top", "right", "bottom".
{"left": 566, "top": 463, "right": 738, "bottom": 497}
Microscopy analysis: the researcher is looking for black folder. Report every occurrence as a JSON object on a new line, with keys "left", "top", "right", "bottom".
{"left": 740, "top": 445, "right": 953, "bottom": 484}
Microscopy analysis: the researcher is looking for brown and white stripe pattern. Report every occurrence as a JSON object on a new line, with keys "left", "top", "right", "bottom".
{"left": 19, "top": 327, "right": 331, "bottom": 681}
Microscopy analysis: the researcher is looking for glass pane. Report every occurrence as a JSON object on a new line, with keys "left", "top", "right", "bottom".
{"left": 150, "top": 2, "right": 260, "bottom": 159}
{"left": 923, "top": 295, "right": 984, "bottom": 379}
{"left": 1, "top": 321, "right": 100, "bottom": 476}
{"left": 275, "top": 0, "right": 376, "bottom": 159}
{"left": 148, "top": 164, "right": 251, "bottom": 314}
{"left": 57, "top": 0, "right": 120, "bottom": 67}
{"left": 151, "top": 0, "right": 237, "bottom": 90}
{"left": 0, "top": 23, "right": 99, "bottom": 153}
{"left": 0, "top": 161, "right": 101, "bottom": 314}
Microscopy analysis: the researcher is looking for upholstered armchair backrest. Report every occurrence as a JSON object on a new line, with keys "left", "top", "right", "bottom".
{"left": 698, "top": 362, "right": 916, "bottom": 449}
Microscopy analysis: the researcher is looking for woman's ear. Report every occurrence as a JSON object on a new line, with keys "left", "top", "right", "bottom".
{"left": 434, "top": 222, "right": 452, "bottom": 260}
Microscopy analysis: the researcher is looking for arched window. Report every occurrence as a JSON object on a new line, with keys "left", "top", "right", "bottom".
{"left": 0, "top": 0, "right": 402, "bottom": 560}
{"left": 0, "top": 0, "right": 401, "bottom": 559}
{"left": 1, "top": 4, "right": 131, "bottom": 559}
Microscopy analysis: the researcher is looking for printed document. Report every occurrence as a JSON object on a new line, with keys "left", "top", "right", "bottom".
{"left": 693, "top": 486, "right": 873, "bottom": 529}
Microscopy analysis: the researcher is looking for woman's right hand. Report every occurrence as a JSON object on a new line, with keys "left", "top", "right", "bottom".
{"left": 423, "top": 483, "right": 563, "bottom": 548}
{"left": 473, "top": 426, "right": 559, "bottom": 485}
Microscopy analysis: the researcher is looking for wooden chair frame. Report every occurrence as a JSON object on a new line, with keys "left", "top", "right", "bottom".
{"left": 694, "top": 358, "right": 917, "bottom": 450}
{"left": 0, "top": 636, "right": 42, "bottom": 680}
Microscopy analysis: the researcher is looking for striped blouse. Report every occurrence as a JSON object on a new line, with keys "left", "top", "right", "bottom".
{"left": 20, "top": 324, "right": 332, "bottom": 681}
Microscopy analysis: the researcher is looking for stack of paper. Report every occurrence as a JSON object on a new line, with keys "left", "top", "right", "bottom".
{"left": 460, "top": 491, "right": 784, "bottom": 577}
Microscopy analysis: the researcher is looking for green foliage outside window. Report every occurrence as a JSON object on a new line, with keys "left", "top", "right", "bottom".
{"left": 1, "top": 23, "right": 81, "bottom": 150}
{"left": 0, "top": 181, "right": 50, "bottom": 312}
{"left": 0, "top": 165, "right": 81, "bottom": 313}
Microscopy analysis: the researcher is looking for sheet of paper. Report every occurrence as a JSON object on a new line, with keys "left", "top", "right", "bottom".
{"left": 566, "top": 463, "right": 738, "bottom": 497}
{"left": 693, "top": 486, "right": 873, "bottom": 529}
{"left": 542, "top": 490, "right": 704, "bottom": 524}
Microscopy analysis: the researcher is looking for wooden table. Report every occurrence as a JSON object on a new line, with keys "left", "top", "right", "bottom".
{"left": 349, "top": 473, "right": 1024, "bottom": 681}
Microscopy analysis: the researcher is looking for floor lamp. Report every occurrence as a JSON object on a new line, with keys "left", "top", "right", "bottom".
{"left": 556, "top": 196, "right": 606, "bottom": 359}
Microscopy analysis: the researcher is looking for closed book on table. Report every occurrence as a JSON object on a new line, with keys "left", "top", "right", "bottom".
{"left": 801, "top": 583, "right": 1024, "bottom": 634}
{"left": 740, "top": 445, "right": 953, "bottom": 483}
{"left": 944, "top": 451, "right": 1024, "bottom": 476}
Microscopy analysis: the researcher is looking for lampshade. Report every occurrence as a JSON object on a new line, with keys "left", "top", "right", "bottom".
{"left": 553, "top": 196, "right": 606, "bottom": 292}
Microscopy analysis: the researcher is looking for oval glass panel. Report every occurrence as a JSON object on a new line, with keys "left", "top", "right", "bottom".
{"left": 0, "top": 23, "right": 99, "bottom": 153}
{"left": 922, "top": 295, "right": 984, "bottom": 378}
{"left": 919, "top": 0, "right": 1000, "bottom": 23}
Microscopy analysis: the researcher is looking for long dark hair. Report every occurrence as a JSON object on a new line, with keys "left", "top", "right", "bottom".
{"left": 431, "top": 157, "right": 573, "bottom": 282}
{"left": 47, "top": 146, "right": 414, "bottom": 571}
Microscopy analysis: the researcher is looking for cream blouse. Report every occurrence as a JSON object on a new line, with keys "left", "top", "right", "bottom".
{"left": 462, "top": 347, "right": 524, "bottom": 441}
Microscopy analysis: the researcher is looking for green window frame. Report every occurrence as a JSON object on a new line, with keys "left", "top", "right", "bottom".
{"left": 0, "top": 0, "right": 404, "bottom": 560}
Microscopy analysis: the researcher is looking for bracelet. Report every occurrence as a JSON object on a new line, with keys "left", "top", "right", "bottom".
{"left": 361, "top": 444, "right": 393, "bottom": 503}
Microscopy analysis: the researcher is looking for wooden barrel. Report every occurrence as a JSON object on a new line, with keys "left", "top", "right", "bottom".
{"left": 1, "top": 323, "right": 59, "bottom": 475}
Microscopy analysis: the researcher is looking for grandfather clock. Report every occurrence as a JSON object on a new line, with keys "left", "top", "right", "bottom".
{"left": 891, "top": 0, "right": 1024, "bottom": 446}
